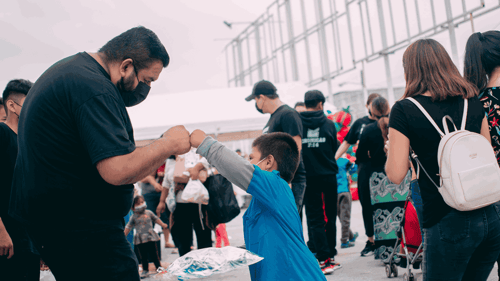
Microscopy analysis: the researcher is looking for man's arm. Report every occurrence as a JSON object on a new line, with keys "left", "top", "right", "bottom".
{"left": 157, "top": 186, "right": 169, "bottom": 216}
{"left": 192, "top": 131, "right": 254, "bottom": 191}
{"left": 0, "top": 219, "right": 13, "bottom": 259}
{"left": 97, "top": 126, "right": 191, "bottom": 186}
{"left": 335, "top": 141, "right": 351, "bottom": 160}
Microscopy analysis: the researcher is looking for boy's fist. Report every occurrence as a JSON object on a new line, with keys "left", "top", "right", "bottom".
{"left": 190, "top": 130, "right": 207, "bottom": 148}
{"left": 162, "top": 125, "right": 191, "bottom": 155}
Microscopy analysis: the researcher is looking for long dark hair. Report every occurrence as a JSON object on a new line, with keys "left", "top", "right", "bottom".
{"left": 402, "top": 39, "right": 477, "bottom": 101}
{"left": 464, "top": 31, "right": 500, "bottom": 93}
{"left": 371, "top": 97, "right": 390, "bottom": 152}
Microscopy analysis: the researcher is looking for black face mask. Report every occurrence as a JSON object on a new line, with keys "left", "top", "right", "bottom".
{"left": 368, "top": 109, "right": 372, "bottom": 117}
{"left": 118, "top": 66, "right": 151, "bottom": 107}
{"left": 255, "top": 102, "right": 264, "bottom": 114}
{"left": 374, "top": 114, "right": 389, "bottom": 120}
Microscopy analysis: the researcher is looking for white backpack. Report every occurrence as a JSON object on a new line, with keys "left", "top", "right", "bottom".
{"left": 408, "top": 97, "right": 500, "bottom": 211}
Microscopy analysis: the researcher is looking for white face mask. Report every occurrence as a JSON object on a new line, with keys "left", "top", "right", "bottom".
{"left": 256, "top": 157, "right": 270, "bottom": 171}
{"left": 134, "top": 203, "right": 147, "bottom": 213}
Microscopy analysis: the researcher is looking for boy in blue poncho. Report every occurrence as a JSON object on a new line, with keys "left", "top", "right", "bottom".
{"left": 191, "top": 130, "right": 326, "bottom": 281}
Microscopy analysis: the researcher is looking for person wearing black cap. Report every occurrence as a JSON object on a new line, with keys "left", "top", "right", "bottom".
{"left": 246, "top": 80, "right": 307, "bottom": 215}
{"left": 300, "top": 90, "right": 341, "bottom": 274}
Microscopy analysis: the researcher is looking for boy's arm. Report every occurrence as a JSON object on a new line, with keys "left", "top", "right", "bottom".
{"left": 194, "top": 133, "right": 254, "bottom": 191}
{"left": 124, "top": 227, "right": 131, "bottom": 237}
{"left": 155, "top": 218, "right": 168, "bottom": 229}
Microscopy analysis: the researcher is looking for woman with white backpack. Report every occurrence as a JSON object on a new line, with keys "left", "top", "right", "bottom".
{"left": 464, "top": 30, "right": 500, "bottom": 281}
{"left": 386, "top": 38, "right": 500, "bottom": 280}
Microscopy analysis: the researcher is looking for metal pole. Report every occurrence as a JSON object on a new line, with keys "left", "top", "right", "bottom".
{"left": 232, "top": 43, "right": 239, "bottom": 86}
{"left": 300, "top": 0, "right": 313, "bottom": 82}
{"left": 314, "top": 0, "right": 332, "bottom": 99}
{"left": 361, "top": 60, "right": 369, "bottom": 111}
{"left": 254, "top": 22, "right": 264, "bottom": 81}
{"left": 236, "top": 38, "right": 246, "bottom": 86}
{"left": 376, "top": 0, "right": 395, "bottom": 105}
{"left": 246, "top": 35, "right": 253, "bottom": 85}
{"left": 470, "top": 13, "right": 475, "bottom": 33}
{"left": 225, "top": 47, "right": 230, "bottom": 87}
{"left": 445, "top": 0, "right": 460, "bottom": 67}
{"left": 285, "top": 0, "right": 299, "bottom": 81}
{"left": 344, "top": 0, "right": 356, "bottom": 63}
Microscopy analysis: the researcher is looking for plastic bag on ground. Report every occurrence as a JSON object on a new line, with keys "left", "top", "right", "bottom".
{"left": 154, "top": 246, "right": 263, "bottom": 280}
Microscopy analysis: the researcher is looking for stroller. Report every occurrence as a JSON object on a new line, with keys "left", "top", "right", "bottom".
{"left": 385, "top": 191, "right": 423, "bottom": 281}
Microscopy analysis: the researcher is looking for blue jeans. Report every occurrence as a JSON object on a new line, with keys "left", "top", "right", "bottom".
{"left": 423, "top": 202, "right": 500, "bottom": 280}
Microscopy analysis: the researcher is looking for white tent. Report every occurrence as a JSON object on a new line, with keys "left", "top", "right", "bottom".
{"left": 127, "top": 82, "right": 313, "bottom": 141}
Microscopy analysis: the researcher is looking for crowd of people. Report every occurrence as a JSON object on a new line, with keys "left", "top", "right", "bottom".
{"left": 1, "top": 25, "right": 500, "bottom": 281}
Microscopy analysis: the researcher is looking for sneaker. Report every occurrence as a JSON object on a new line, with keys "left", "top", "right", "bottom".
{"left": 349, "top": 232, "right": 359, "bottom": 243}
{"left": 341, "top": 241, "right": 355, "bottom": 248}
{"left": 140, "top": 271, "right": 149, "bottom": 279}
{"left": 319, "top": 258, "right": 342, "bottom": 275}
{"left": 360, "top": 240, "right": 375, "bottom": 256}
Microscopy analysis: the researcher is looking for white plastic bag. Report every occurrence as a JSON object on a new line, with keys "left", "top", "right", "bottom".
{"left": 180, "top": 179, "right": 209, "bottom": 205}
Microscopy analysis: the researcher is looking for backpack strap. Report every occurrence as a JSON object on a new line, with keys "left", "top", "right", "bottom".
{"left": 460, "top": 99, "right": 468, "bottom": 131}
{"left": 407, "top": 98, "right": 445, "bottom": 137}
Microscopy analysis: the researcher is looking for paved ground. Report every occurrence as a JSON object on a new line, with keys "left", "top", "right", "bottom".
{"left": 148, "top": 200, "right": 498, "bottom": 281}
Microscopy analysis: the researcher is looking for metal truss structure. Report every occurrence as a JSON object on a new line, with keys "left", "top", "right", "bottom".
{"left": 223, "top": 0, "right": 500, "bottom": 104}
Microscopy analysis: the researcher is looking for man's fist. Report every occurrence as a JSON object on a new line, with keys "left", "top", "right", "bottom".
{"left": 190, "top": 130, "right": 207, "bottom": 148}
{"left": 163, "top": 125, "right": 191, "bottom": 156}
{"left": 0, "top": 229, "right": 14, "bottom": 259}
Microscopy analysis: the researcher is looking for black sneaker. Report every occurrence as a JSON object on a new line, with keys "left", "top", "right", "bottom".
{"left": 360, "top": 241, "right": 375, "bottom": 256}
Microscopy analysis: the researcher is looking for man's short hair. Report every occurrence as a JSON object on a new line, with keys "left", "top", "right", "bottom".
{"left": 2, "top": 79, "right": 33, "bottom": 112}
{"left": 99, "top": 26, "right": 170, "bottom": 71}
{"left": 294, "top": 102, "right": 305, "bottom": 109}
{"left": 252, "top": 132, "right": 299, "bottom": 183}
{"left": 304, "top": 90, "right": 325, "bottom": 109}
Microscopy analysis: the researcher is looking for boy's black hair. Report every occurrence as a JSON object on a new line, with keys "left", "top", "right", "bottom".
{"left": 252, "top": 132, "right": 299, "bottom": 183}
{"left": 132, "top": 195, "right": 144, "bottom": 210}
{"left": 2, "top": 79, "right": 33, "bottom": 113}
{"left": 99, "top": 26, "right": 170, "bottom": 71}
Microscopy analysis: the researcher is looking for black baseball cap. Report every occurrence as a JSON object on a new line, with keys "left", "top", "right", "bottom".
{"left": 245, "top": 80, "right": 277, "bottom": 101}
{"left": 304, "top": 90, "right": 325, "bottom": 103}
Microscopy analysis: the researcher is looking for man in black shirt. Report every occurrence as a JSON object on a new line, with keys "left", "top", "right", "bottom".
{"left": 0, "top": 79, "right": 40, "bottom": 281}
{"left": 10, "top": 27, "right": 191, "bottom": 281}
{"left": 300, "top": 90, "right": 341, "bottom": 274}
{"left": 335, "top": 93, "right": 379, "bottom": 256}
{"left": 245, "top": 80, "right": 307, "bottom": 215}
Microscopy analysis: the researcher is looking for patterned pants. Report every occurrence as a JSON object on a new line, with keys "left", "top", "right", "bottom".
{"left": 337, "top": 192, "right": 354, "bottom": 244}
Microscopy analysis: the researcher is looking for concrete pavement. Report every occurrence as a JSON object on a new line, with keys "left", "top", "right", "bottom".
{"left": 151, "top": 200, "right": 498, "bottom": 281}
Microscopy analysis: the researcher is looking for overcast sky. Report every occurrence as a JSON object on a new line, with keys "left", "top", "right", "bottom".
{"left": 1, "top": 0, "right": 500, "bottom": 99}
{"left": 0, "top": 0, "right": 273, "bottom": 95}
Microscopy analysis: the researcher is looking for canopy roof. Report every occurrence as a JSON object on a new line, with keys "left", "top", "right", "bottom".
{"left": 127, "top": 82, "right": 311, "bottom": 141}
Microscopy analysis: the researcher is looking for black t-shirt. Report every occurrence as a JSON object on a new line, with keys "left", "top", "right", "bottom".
{"left": 344, "top": 116, "right": 376, "bottom": 146}
{"left": 0, "top": 123, "right": 18, "bottom": 220}
{"left": 300, "top": 110, "right": 339, "bottom": 177}
{"left": 356, "top": 122, "right": 387, "bottom": 169}
{"left": 263, "top": 105, "right": 306, "bottom": 183}
{"left": 10, "top": 52, "right": 136, "bottom": 226}
{"left": 389, "top": 95, "right": 484, "bottom": 228}
{"left": 0, "top": 123, "right": 37, "bottom": 254}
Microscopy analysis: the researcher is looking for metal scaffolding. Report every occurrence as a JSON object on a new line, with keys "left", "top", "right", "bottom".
{"left": 223, "top": 0, "right": 500, "bottom": 104}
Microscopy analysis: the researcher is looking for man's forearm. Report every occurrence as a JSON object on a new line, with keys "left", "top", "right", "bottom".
{"left": 159, "top": 186, "right": 169, "bottom": 203}
{"left": 97, "top": 138, "right": 172, "bottom": 186}
{"left": 335, "top": 141, "right": 351, "bottom": 160}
